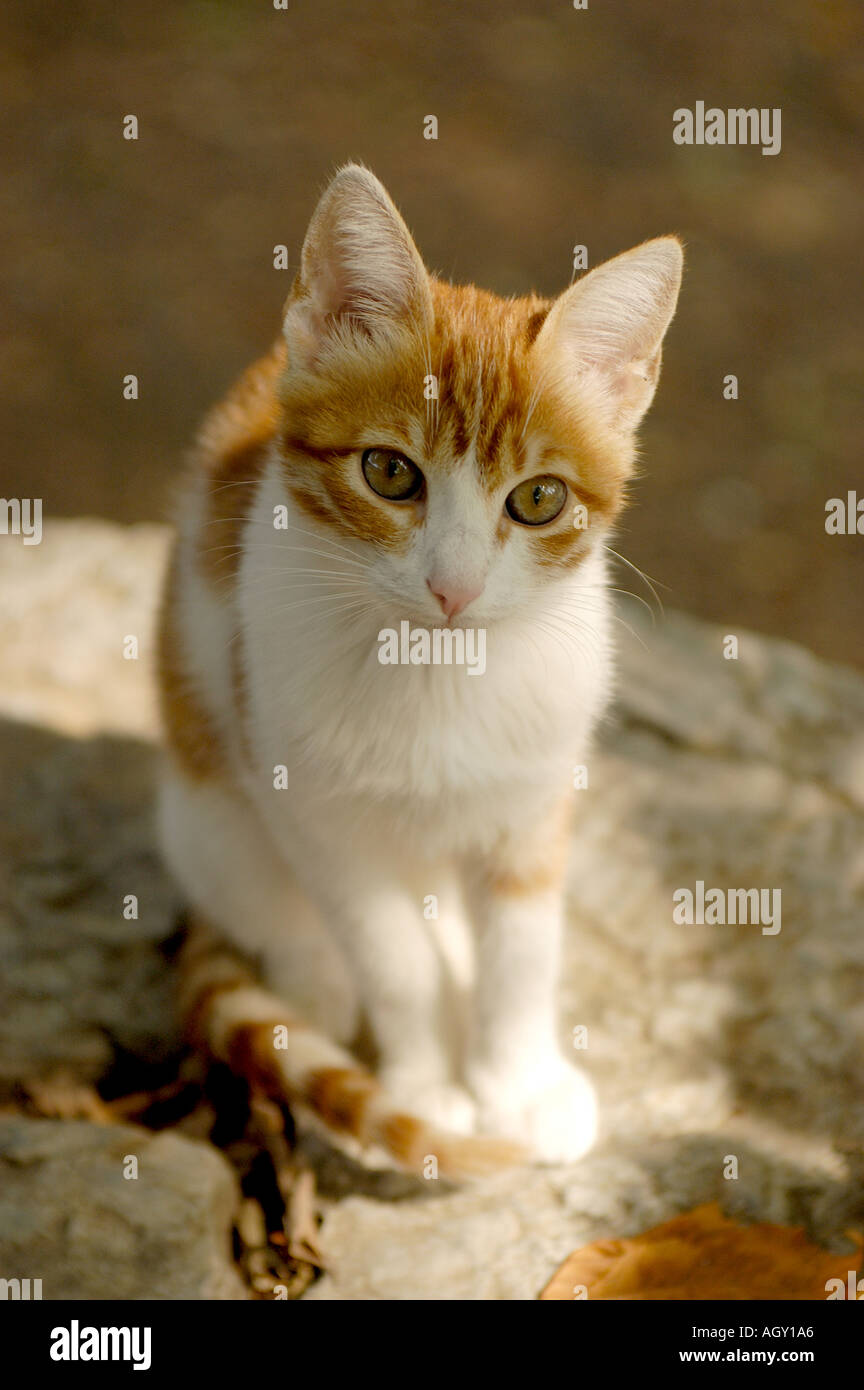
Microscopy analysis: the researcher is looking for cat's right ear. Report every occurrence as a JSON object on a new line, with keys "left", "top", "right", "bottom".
{"left": 283, "top": 165, "right": 432, "bottom": 367}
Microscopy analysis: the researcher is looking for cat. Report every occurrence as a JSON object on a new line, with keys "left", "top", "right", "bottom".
{"left": 156, "top": 164, "right": 682, "bottom": 1175}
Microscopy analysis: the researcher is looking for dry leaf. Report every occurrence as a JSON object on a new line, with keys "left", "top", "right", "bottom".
{"left": 539, "top": 1202, "right": 863, "bottom": 1300}
{"left": 286, "top": 1167, "right": 324, "bottom": 1268}
{"left": 23, "top": 1072, "right": 114, "bottom": 1124}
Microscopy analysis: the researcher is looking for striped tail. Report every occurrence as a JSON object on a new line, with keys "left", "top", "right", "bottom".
{"left": 178, "top": 919, "right": 526, "bottom": 1179}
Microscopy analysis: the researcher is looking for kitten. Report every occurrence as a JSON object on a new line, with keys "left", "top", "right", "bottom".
{"left": 157, "top": 165, "right": 682, "bottom": 1174}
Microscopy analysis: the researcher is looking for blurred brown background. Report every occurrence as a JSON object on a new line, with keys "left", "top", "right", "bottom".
{"left": 2, "top": 0, "right": 862, "bottom": 666}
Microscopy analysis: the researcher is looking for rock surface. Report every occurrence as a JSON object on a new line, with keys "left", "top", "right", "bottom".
{"left": 0, "top": 519, "right": 862, "bottom": 1300}
{"left": 0, "top": 1117, "right": 246, "bottom": 1300}
{"left": 0, "top": 523, "right": 180, "bottom": 1088}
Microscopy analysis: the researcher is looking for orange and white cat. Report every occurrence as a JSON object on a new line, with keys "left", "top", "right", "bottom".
{"left": 157, "top": 165, "right": 682, "bottom": 1173}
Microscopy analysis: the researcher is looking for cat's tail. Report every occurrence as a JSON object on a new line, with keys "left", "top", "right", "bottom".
{"left": 178, "top": 918, "right": 526, "bottom": 1179}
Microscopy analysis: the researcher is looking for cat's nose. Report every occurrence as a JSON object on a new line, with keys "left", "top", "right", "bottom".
{"left": 426, "top": 578, "right": 484, "bottom": 620}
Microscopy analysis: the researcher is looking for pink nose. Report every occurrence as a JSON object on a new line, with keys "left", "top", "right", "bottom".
{"left": 426, "top": 579, "right": 484, "bottom": 620}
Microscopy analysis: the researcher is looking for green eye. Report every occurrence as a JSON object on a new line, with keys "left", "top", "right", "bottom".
{"left": 362, "top": 448, "right": 423, "bottom": 501}
{"left": 505, "top": 476, "right": 567, "bottom": 526}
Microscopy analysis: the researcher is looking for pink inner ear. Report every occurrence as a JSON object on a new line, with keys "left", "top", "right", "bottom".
{"left": 310, "top": 248, "right": 348, "bottom": 320}
{"left": 296, "top": 177, "right": 433, "bottom": 339}
{"left": 284, "top": 236, "right": 368, "bottom": 367}
{"left": 543, "top": 241, "right": 682, "bottom": 385}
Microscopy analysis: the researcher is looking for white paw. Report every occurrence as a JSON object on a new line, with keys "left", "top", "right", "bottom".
{"left": 469, "top": 1055, "right": 597, "bottom": 1164}
{"left": 381, "top": 1070, "right": 477, "bottom": 1135}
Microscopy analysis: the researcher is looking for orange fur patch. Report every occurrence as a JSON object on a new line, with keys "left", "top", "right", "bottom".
{"left": 304, "top": 1066, "right": 380, "bottom": 1137}
{"left": 228, "top": 631, "right": 255, "bottom": 766}
{"left": 183, "top": 977, "right": 250, "bottom": 1050}
{"left": 157, "top": 553, "right": 228, "bottom": 780}
{"left": 195, "top": 342, "right": 285, "bottom": 587}
{"left": 225, "top": 1019, "right": 306, "bottom": 1092}
{"left": 485, "top": 799, "right": 572, "bottom": 896}
{"left": 376, "top": 1110, "right": 429, "bottom": 1167}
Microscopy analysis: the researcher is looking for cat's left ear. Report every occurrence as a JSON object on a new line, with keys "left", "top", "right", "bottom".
{"left": 283, "top": 164, "right": 432, "bottom": 367}
{"left": 537, "top": 237, "right": 683, "bottom": 432}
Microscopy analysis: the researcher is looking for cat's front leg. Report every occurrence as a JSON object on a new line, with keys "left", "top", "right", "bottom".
{"left": 293, "top": 857, "right": 476, "bottom": 1136}
{"left": 463, "top": 803, "right": 597, "bottom": 1163}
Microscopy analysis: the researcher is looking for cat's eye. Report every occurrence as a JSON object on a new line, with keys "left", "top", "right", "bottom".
{"left": 505, "top": 476, "right": 567, "bottom": 526}
{"left": 362, "top": 448, "right": 423, "bottom": 502}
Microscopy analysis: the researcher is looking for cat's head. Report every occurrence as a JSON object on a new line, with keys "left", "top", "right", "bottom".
{"left": 277, "top": 164, "right": 682, "bottom": 626}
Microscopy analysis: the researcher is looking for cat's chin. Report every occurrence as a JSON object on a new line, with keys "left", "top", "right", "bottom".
{"left": 382, "top": 610, "right": 490, "bottom": 631}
